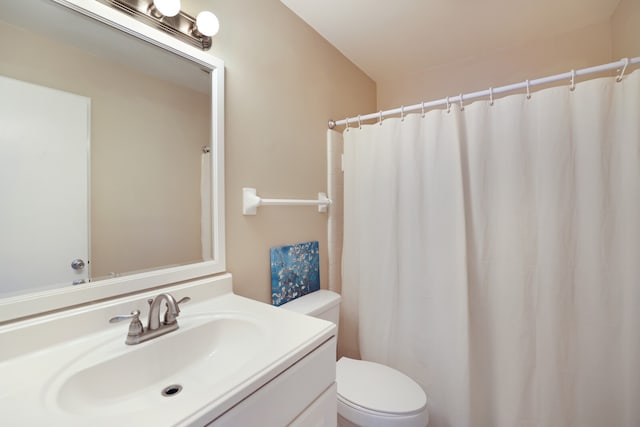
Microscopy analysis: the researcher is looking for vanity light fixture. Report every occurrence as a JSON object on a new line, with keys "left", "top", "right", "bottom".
{"left": 98, "top": 0, "right": 219, "bottom": 50}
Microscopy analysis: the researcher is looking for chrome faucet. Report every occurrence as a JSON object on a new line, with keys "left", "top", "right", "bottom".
{"left": 109, "top": 293, "right": 190, "bottom": 345}
{"left": 148, "top": 293, "right": 181, "bottom": 330}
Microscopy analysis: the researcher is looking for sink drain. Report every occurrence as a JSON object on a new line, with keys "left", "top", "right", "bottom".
{"left": 161, "top": 384, "right": 183, "bottom": 397}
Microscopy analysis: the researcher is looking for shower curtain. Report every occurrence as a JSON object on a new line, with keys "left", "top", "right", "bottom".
{"left": 201, "top": 151, "right": 212, "bottom": 260}
{"left": 341, "top": 70, "right": 640, "bottom": 427}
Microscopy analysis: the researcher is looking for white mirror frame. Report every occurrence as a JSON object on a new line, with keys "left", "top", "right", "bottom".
{"left": 0, "top": 0, "right": 225, "bottom": 323}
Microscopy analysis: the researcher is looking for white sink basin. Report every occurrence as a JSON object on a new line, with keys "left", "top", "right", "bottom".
{"left": 0, "top": 276, "right": 335, "bottom": 426}
{"left": 47, "top": 313, "right": 267, "bottom": 416}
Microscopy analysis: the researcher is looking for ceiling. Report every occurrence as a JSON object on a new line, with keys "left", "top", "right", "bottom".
{"left": 280, "top": 0, "right": 621, "bottom": 84}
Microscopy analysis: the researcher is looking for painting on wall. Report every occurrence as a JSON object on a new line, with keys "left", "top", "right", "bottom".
{"left": 270, "top": 241, "right": 320, "bottom": 306}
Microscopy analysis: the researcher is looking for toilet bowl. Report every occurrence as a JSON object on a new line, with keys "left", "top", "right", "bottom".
{"left": 280, "top": 290, "right": 429, "bottom": 427}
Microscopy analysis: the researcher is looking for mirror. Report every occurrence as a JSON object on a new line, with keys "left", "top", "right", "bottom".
{"left": 0, "top": 0, "right": 225, "bottom": 322}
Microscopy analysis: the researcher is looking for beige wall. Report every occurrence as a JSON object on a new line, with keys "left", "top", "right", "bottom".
{"left": 377, "top": 3, "right": 640, "bottom": 112}
{"left": 1, "top": 1, "right": 375, "bottom": 334}
{"left": 185, "top": 0, "right": 376, "bottom": 304}
{"left": 205, "top": 0, "right": 637, "bottom": 359}
{"left": 194, "top": 0, "right": 636, "bottom": 357}
{"left": 611, "top": 0, "right": 640, "bottom": 59}
{"left": 0, "top": 20, "right": 207, "bottom": 278}
{"left": 377, "top": 20, "right": 613, "bottom": 110}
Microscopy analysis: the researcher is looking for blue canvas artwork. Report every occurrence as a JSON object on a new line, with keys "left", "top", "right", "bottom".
{"left": 270, "top": 241, "right": 320, "bottom": 306}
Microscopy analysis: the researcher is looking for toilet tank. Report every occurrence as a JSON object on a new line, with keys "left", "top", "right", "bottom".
{"left": 279, "top": 290, "right": 341, "bottom": 330}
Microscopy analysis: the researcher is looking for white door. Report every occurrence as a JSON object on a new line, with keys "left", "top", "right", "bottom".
{"left": 0, "top": 75, "right": 90, "bottom": 297}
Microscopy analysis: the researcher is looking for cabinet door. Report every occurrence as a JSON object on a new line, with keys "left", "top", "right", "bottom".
{"left": 208, "top": 338, "right": 336, "bottom": 427}
{"left": 289, "top": 383, "right": 337, "bottom": 427}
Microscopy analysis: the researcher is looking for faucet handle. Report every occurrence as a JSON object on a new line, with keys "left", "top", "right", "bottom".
{"left": 109, "top": 310, "right": 144, "bottom": 345}
{"left": 176, "top": 296, "right": 191, "bottom": 306}
{"left": 164, "top": 296, "right": 191, "bottom": 325}
{"left": 109, "top": 310, "right": 141, "bottom": 324}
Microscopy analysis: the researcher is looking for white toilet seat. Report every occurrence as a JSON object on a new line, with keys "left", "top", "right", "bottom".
{"left": 336, "top": 357, "right": 428, "bottom": 426}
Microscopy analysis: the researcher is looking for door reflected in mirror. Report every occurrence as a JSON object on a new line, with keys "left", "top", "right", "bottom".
{"left": 0, "top": 0, "right": 213, "bottom": 299}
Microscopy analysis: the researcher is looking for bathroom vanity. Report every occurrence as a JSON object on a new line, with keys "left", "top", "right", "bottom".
{"left": 0, "top": 274, "right": 337, "bottom": 426}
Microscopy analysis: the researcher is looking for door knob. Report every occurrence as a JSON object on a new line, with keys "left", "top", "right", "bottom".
{"left": 71, "top": 258, "right": 85, "bottom": 270}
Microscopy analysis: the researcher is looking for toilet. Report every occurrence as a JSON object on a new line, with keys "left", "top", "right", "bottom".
{"left": 280, "top": 290, "right": 429, "bottom": 427}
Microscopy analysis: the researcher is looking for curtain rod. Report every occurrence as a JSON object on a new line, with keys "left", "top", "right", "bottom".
{"left": 328, "top": 57, "right": 640, "bottom": 129}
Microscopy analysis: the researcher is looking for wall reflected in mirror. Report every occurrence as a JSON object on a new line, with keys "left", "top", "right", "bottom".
{"left": 0, "top": 0, "right": 213, "bottom": 298}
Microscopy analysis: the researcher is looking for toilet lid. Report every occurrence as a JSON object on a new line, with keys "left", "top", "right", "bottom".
{"left": 336, "top": 357, "right": 427, "bottom": 415}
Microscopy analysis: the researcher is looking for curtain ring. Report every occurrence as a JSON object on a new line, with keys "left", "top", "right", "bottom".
{"left": 459, "top": 93, "right": 464, "bottom": 111}
{"left": 617, "top": 57, "right": 629, "bottom": 82}
{"left": 489, "top": 87, "right": 494, "bottom": 106}
{"left": 400, "top": 105, "right": 405, "bottom": 121}
{"left": 345, "top": 117, "right": 350, "bottom": 132}
{"left": 357, "top": 115, "right": 362, "bottom": 129}
{"left": 570, "top": 69, "right": 576, "bottom": 92}
{"left": 378, "top": 110, "right": 383, "bottom": 126}
{"left": 421, "top": 101, "right": 426, "bottom": 118}
{"left": 525, "top": 80, "right": 531, "bottom": 99}
{"left": 446, "top": 96, "right": 451, "bottom": 113}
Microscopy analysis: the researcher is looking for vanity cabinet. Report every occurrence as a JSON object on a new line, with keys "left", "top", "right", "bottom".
{"left": 207, "top": 337, "right": 337, "bottom": 427}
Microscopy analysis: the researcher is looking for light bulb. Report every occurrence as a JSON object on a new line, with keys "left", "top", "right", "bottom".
{"left": 153, "top": 0, "right": 181, "bottom": 17}
{"left": 196, "top": 11, "right": 219, "bottom": 37}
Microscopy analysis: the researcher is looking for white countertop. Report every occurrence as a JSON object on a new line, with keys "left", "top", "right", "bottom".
{"left": 0, "top": 274, "right": 336, "bottom": 426}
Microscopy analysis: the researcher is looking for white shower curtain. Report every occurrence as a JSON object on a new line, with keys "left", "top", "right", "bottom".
{"left": 342, "top": 70, "right": 640, "bottom": 427}
{"left": 201, "top": 151, "right": 212, "bottom": 260}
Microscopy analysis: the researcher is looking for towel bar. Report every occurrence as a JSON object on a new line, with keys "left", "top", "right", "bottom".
{"left": 242, "top": 188, "right": 331, "bottom": 215}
